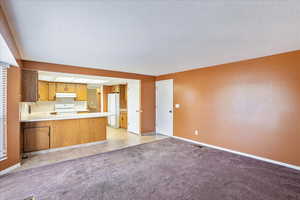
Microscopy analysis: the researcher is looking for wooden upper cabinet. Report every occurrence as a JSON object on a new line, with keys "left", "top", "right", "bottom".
{"left": 55, "top": 83, "right": 65, "bottom": 93}
{"left": 66, "top": 83, "right": 76, "bottom": 93}
{"left": 76, "top": 84, "right": 88, "bottom": 101}
{"left": 41, "top": 82, "right": 87, "bottom": 101}
{"left": 56, "top": 83, "right": 76, "bottom": 93}
{"left": 22, "top": 70, "right": 38, "bottom": 102}
{"left": 48, "top": 82, "right": 56, "bottom": 101}
{"left": 38, "top": 81, "right": 49, "bottom": 101}
{"left": 111, "top": 85, "right": 120, "bottom": 93}
{"left": 22, "top": 70, "right": 88, "bottom": 102}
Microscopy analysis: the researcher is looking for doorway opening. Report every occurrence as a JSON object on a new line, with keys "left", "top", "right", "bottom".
{"left": 34, "top": 71, "right": 142, "bottom": 135}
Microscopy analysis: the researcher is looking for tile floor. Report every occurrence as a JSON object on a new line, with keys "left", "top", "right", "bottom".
{"left": 15, "top": 127, "right": 167, "bottom": 172}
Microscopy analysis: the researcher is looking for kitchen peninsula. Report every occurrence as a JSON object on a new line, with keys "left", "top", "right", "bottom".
{"left": 21, "top": 112, "right": 111, "bottom": 153}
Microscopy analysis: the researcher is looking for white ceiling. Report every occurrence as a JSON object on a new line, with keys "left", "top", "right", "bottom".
{"left": 2, "top": 0, "right": 300, "bottom": 76}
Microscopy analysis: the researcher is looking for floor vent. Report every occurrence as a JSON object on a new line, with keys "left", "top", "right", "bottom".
{"left": 24, "top": 196, "right": 36, "bottom": 200}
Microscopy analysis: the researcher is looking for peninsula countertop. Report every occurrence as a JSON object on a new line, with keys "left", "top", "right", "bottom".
{"left": 21, "top": 112, "right": 113, "bottom": 122}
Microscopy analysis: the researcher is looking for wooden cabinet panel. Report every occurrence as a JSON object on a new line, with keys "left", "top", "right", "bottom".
{"left": 66, "top": 83, "right": 76, "bottom": 93}
{"left": 22, "top": 70, "right": 38, "bottom": 102}
{"left": 119, "top": 112, "right": 127, "bottom": 129}
{"left": 120, "top": 85, "right": 127, "bottom": 109}
{"left": 88, "top": 118, "right": 107, "bottom": 141}
{"left": 79, "top": 117, "right": 107, "bottom": 143}
{"left": 103, "top": 86, "right": 110, "bottom": 112}
{"left": 48, "top": 82, "right": 56, "bottom": 101}
{"left": 76, "top": 84, "right": 87, "bottom": 101}
{"left": 52, "top": 119, "right": 81, "bottom": 148}
{"left": 56, "top": 83, "right": 76, "bottom": 93}
{"left": 21, "top": 121, "right": 53, "bottom": 153}
{"left": 78, "top": 119, "right": 91, "bottom": 144}
{"left": 56, "top": 83, "right": 65, "bottom": 93}
{"left": 23, "top": 126, "right": 50, "bottom": 152}
{"left": 38, "top": 81, "right": 49, "bottom": 101}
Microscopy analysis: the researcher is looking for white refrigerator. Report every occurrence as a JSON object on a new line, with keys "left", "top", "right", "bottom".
{"left": 108, "top": 93, "right": 120, "bottom": 128}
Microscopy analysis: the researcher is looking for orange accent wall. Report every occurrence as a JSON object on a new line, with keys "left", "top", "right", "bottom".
{"left": 0, "top": 5, "right": 21, "bottom": 171}
{"left": 0, "top": 67, "right": 21, "bottom": 171}
{"left": 157, "top": 50, "right": 300, "bottom": 166}
{"left": 140, "top": 79, "right": 156, "bottom": 133}
{"left": 22, "top": 60, "right": 156, "bottom": 134}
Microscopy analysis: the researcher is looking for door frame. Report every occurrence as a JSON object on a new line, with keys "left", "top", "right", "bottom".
{"left": 155, "top": 79, "right": 174, "bottom": 136}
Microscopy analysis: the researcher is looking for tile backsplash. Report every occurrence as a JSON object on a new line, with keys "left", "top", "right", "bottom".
{"left": 20, "top": 101, "right": 88, "bottom": 116}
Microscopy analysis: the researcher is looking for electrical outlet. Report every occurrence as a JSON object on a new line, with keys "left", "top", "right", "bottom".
{"left": 194, "top": 130, "right": 199, "bottom": 135}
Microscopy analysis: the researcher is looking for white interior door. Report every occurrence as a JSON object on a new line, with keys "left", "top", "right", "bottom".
{"left": 156, "top": 79, "right": 173, "bottom": 136}
{"left": 127, "top": 80, "right": 141, "bottom": 134}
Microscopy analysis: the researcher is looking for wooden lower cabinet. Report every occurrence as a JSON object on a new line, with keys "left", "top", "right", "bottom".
{"left": 23, "top": 127, "right": 50, "bottom": 152}
{"left": 22, "top": 117, "right": 107, "bottom": 152}
{"left": 119, "top": 112, "right": 127, "bottom": 129}
{"left": 22, "top": 121, "right": 52, "bottom": 153}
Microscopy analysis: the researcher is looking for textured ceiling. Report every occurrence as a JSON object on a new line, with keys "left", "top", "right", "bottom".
{"left": 3, "top": 0, "right": 300, "bottom": 75}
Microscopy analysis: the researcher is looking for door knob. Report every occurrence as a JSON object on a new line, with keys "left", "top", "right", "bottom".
{"left": 169, "top": 110, "right": 173, "bottom": 113}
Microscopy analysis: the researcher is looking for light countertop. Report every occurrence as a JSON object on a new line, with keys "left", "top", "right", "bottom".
{"left": 21, "top": 112, "right": 113, "bottom": 122}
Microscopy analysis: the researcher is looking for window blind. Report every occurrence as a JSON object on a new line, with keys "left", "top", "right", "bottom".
{"left": 0, "top": 62, "right": 8, "bottom": 160}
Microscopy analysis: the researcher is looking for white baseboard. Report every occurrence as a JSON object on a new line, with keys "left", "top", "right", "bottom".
{"left": 128, "top": 131, "right": 140, "bottom": 136}
{"left": 141, "top": 132, "right": 156, "bottom": 136}
{"left": 0, "top": 163, "right": 21, "bottom": 176}
{"left": 24, "top": 140, "right": 107, "bottom": 156}
{"left": 172, "top": 136, "right": 300, "bottom": 171}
